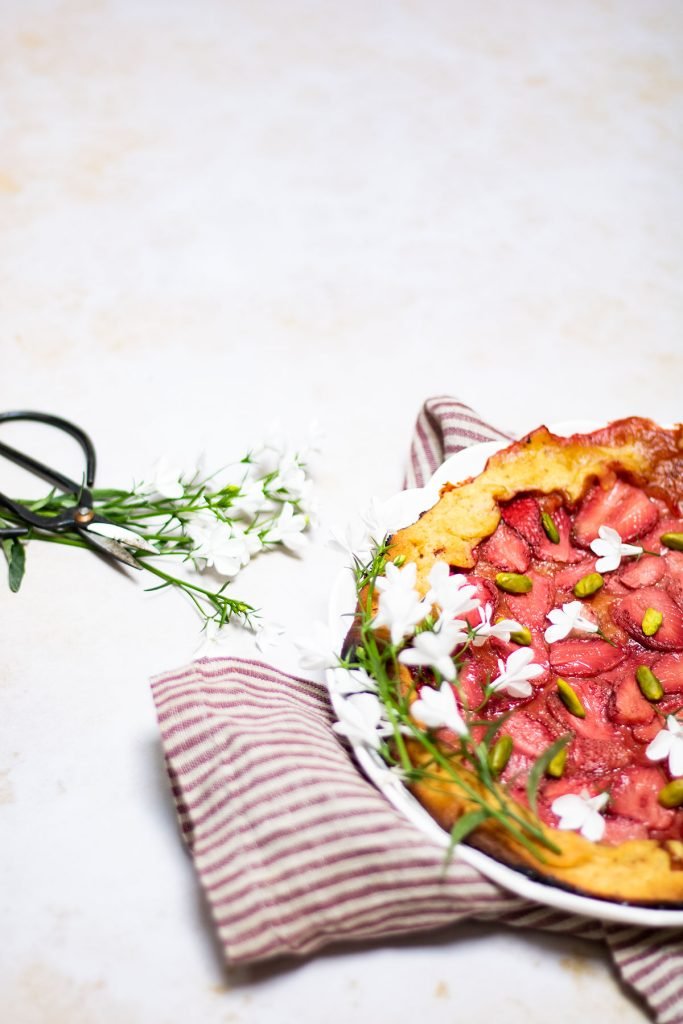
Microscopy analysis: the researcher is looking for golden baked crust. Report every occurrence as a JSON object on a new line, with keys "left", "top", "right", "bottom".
{"left": 383, "top": 417, "right": 683, "bottom": 905}
{"left": 390, "top": 418, "right": 683, "bottom": 586}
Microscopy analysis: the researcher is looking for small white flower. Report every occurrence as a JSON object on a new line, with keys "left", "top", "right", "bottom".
{"left": 410, "top": 681, "right": 468, "bottom": 736}
{"left": 193, "top": 620, "right": 227, "bottom": 659}
{"left": 269, "top": 453, "right": 309, "bottom": 501}
{"left": 398, "top": 615, "right": 468, "bottom": 681}
{"left": 231, "top": 479, "right": 273, "bottom": 518}
{"left": 188, "top": 516, "right": 252, "bottom": 577}
{"left": 267, "top": 501, "right": 308, "bottom": 554}
{"left": 373, "top": 561, "right": 430, "bottom": 646}
{"left": 184, "top": 510, "right": 216, "bottom": 550}
{"left": 294, "top": 479, "right": 320, "bottom": 525}
{"left": 590, "top": 525, "right": 643, "bottom": 573}
{"left": 293, "top": 622, "right": 338, "bottom": 671}
{"left": 489, "top": 648, "right": 544, "bottom": 699}
{"left": 425, "top": 561, "right": 480, "bottom": 618}
{"left": 330, "top": 666, "right": 378, "bottom": 695}
{"left": 361, "top": 497, "right": 395, "bottom": 547}
{"left": 252, "top": 618, "right": 285, "bottom": 653}
{"left": 149, "top": 456, "right": 186, "bottom": 500}
{"left": 471, "top": 603, "right": 524, "bottom": 647}
{"left": 646, "top": 715, "right": 683, "bottom": 777}
{"left": 551, "top": 790, "right": 609, "bottom": 842}
{"left": 332, "top": 692, "right": 393, "bottom": 750}
{"left": 327, "top": 519, "right": 373, "bottom": 561}
{"left": 230, "top": 521, "right": 263, "bottom": 556}
{"left": 544, "top": 601, "right": 599, "bottom": 644}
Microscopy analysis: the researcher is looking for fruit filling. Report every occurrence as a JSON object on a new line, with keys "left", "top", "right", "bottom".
{"left": 422, "top": 480, "right": 683, "bottom": 845}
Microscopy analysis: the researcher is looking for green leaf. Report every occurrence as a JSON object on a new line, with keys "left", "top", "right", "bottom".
{"left": 2, "top": 538, "right": 26, "bottom": 593}
{"left": 448, "top": 807, "right": 490, "bottom": 847}
{"left": 526, "top": 733, "right": 572, "bottom": 817}
{"left": 480, "top": 709, "right": 514, "bottom": 748}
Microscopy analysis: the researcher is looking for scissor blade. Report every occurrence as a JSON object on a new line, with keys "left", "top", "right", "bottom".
{"left": 78, "top": 528, "right": 142, "bottom": 569}
{"left": 87, "top": 521, "right": 158, "bottom": 555}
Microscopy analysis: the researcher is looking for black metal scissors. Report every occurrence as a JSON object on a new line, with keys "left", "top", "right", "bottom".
{"left": 0, "top": 410, "right": 156, "bottom": 568}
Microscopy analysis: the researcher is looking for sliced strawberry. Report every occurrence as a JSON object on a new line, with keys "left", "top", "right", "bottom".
{"left": 641, "top": 517, "right": 683, "bottom": 554}
{"left": 602, "top": 816, "right": 649, "bottom": 845}
{"left": 612, "top": 587, "right": 683, "bottom": 651}
{"left": 610, "top": 767, "right": 675, "bottom": 831}
{"left": 502, "top": 496, "right": 543, "bottom": 542}
{"left": 501, "top": 712, "right": 555, "bottom": 759}
{"left": 609, "top": 671, "right": 656, "bottom": 726}
{"left": 548, "top": 638, "right": 625, "bottom": 676}
{"left": 503, "top": 570, "right": 555, "bottom": 629}
{"left": 603, "top": 574, "right": 630, "bottom": 596}
{"left": 502, "top": 497, "right": 583, "bottom": 563}
{"left": 537, "top": 506, "right": 586, "bottom": 563}
{"left": 572, "top": 479, "right": 660, "bottom": 547}
{"left": 572, "top": 735, "right": 634, "bottom": 771}
{"left": 632, "top": 718, "right": 663, "bottom": 744}
{"left": 552, "top": 560, "right": 596, "bottom": 592}
{"left": 545, "top": 675, "right": 614, "bottom": 739}
{"left": 620, "top": 556, "right": 666, "bottom": 589}
{"left": 541, "top": 776, "right": 589, "bottom": 804}
{"left": 457, "top": 645, "right": 500, "bottom": 708}
{"left": 651, "top": 820, "right": 683, "bottom": 843}
{"left": 651, "top": 652, "right": 683, "bottom": 694}
{"left": 457, "top": 657, "right": 485, "bottom": 710}
{"left": 662, "top": 551, "right": 683, "bottom": 607}
{"left": 499, "top": 751, "right": 534, "bottom": 792}
{"left": 478, "top": 521, "right": 531, "bottom": 573}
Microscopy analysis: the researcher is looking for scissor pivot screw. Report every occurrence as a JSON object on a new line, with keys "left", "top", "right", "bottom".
{"left": 74, "top": 506, "right": 95, "bottom": 524}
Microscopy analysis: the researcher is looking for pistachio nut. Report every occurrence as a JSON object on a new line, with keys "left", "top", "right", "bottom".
{"left": 495, "top": 572, "right": 533, "bottom": 594}
{"left": 557, "top": 677, "right": 586, "bottom": 718}
{"left": 642, "top": 607, "right": 663, "bottom": 637}
{"left": 635, "top": 665, "right": 664, "bottom": 702}
{"left": 541, "top": 512, "right": 560, "bottom": 544}
{"left": 658, "top": 780, "right": 683, "bottom": 809}
{"left": 489, "top": 735, "right": 513, "bottom": 777}
{"left": 573, "top": 572, "right": 604, "bottom": 599}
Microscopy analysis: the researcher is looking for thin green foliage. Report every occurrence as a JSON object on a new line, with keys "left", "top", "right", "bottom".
{"left": 0, "top": 450, "right": 313, "bottom": 628}
{"left": 342, "top": 542, "right": 563, "bottom": 861}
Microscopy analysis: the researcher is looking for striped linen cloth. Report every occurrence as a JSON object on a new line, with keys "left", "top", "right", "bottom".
{"left": 151, "top": 396, "right": 683, "bottom": 1024}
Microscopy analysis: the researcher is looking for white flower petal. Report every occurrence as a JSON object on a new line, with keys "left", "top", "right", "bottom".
{"left": 594, "top": 553, "right": 620, "bottom": 574}
{"left": 669, "top": 739, "right": 683, "bottom": 778}
{"left": 581, "top": 809, "right": 607, "bottom": 842}
{"left": 589, "top": 525, "right": 642, "bottom": 573}
{"left": 551, "top": 790, "right": 607, "bottom": 842}
{"left": 410, "top": 683, "right": 467, "bottom": 736}
{"left": 646, "top": 730, "right": 673, "bottom": 764}
{"left": 293, "top": 622, "right": 338, "bottom": 670}
{"left": 551, "top": 794, "right": 587, "bottom": 830}
{"left": 333, "top": 693, "right": 392, "bottom": 750}
{"left": 331, "top": 666, "right": 378, "bottom": 695}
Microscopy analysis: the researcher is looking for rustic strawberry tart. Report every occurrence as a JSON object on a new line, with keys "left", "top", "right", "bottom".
{"left": 344, "top": 418, "right": 683, "bottom": 905}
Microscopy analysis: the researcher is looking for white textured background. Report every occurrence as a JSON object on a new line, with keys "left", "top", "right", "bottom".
{"left": 1, "top": 1, "right": 682, "bottom": 1021}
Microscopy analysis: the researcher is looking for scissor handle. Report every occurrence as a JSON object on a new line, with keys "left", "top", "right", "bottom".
{"left": 0, "top": 410, "right": 97, "bottom": 492}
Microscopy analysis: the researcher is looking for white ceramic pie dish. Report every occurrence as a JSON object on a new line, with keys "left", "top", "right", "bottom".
{"left": 327, "top": 421, "right": 683, "bottom": 927}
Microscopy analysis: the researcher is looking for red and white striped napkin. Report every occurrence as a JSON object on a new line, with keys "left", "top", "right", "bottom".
{"left": 151, "top": 396, "right": 683, "bottom": 1024}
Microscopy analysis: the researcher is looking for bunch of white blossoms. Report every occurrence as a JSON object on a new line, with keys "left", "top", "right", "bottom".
{"left": 125, "top": 423, "right": 322, "bottom": 630}
{"left": 332, "top": 557, "right": 543, "bottom": 749}
{"left": 146, "top": 428, "right": 319, "bottom": 579}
